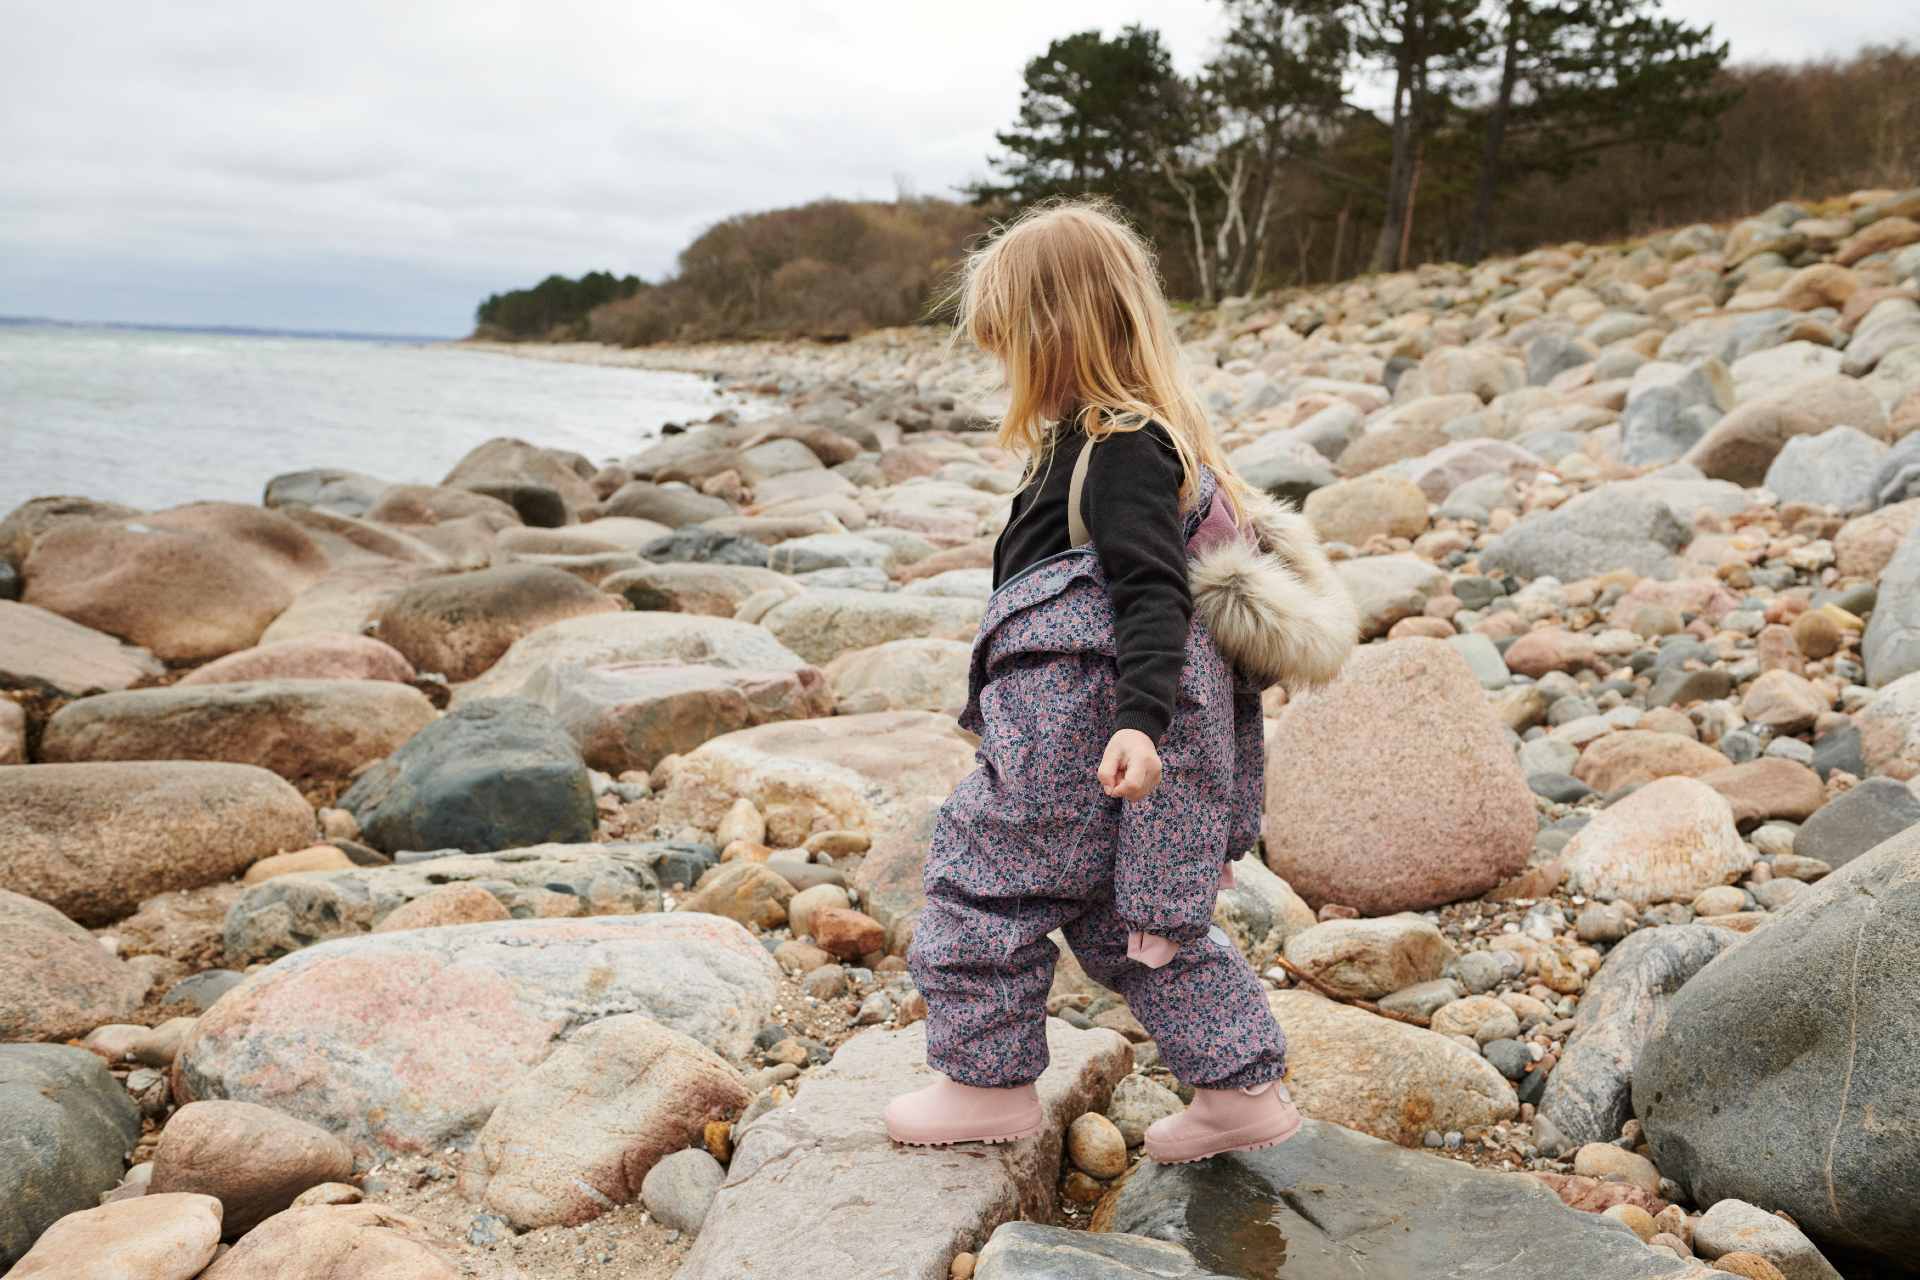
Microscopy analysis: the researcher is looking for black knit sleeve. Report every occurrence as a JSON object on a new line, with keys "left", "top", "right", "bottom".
{"left": 1081, "top": 423, "right": 1192, "bottom": 744}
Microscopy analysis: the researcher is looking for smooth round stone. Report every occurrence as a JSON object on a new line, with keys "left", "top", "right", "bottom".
{"left": 1445, "top": 951, "right": 1505, "bottom": 995}
{"left": 1482, "top": 1039, "right": 1531, "bottom": 1081}
{"left": 1691, "top": 885, "right": 1749, "bottom": 917}
{"left": 640, "top": 1147, "right": 725, "bottom": 1234}
{"left": 1066, "top": 1111, "right": 1128, "bottom": 1179}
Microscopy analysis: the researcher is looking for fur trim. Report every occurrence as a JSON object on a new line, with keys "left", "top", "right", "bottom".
{"left": 1190, "top": 490, "right": 1358, "bottom": 692}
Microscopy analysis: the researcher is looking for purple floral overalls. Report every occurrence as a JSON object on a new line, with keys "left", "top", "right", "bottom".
{"left": 908, "top": 465, "right": 1287, "bottom": 1089}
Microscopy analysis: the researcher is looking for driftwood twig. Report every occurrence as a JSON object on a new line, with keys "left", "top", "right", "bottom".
{"left": 1274, "top": 956, "right": 1434, "bottom": 1029}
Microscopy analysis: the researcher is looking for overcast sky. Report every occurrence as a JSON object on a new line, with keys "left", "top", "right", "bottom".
{"left": 1, "top": 2, "right": 1908, "bottom": 336}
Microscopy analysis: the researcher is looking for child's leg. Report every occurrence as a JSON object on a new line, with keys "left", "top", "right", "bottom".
{"left": 1062, "top": 902, "right": 1286, "bottom": 1089}
{"left": 908, "top": 881, "right": 1075, "bottom": 1087}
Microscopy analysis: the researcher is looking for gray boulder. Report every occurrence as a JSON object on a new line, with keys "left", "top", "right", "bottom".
{"left": 1480, "top": 485, "right": 1692, "bottom": 582}
{"left": 1693, "top": 1199, "right": 1843, "bottom": 1280}
{"left": 641, "top": 526, "right": 770, "bottom": 567}
{"left": 1792, "top": 776, "right": 1920, "bottom": 870}
{"left": 1869, "top": 432, "right": 1920, "bottom": 509}
{"left": 1620, "top": 360, "right": 1731, "bottom": 466}
{"left": 1636, "top": 824, "right": 1920, "bottom": 1268}
{"left": 1100, "top": 1117, "right": 1691, "bottom": 1279}
{"left": 1534, "top": 925, "right": 1735, "bottom": 1156}
{"left": 603, "top": 481, "right": 732, "bottom": 528}
{"left": 222, "top": 842, "right": 666, "bottom": 963}
{"left": 263, "top": 468, "right": 391, "bottom": 517}
{"left": 1862, "top": 522, "right": 1920, "bottom": 686}
{"left": 975, "top": 1222, "right": 1228, "bottom": 1279}
{"left": 1, "top": 1044, "right": 141, "bottom": 1267}
{"left": 1527, "top": 332, "right": 1598, "bottom": 386}
{"left": 340, "top": 698, "right": 595, "bottom": 855}
{"left": 1763, "top": 427, "right": 1887, "bottom": 511}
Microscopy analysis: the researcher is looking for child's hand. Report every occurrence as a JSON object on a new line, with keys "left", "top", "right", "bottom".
{"left": 1099, "top": 729, "right": 1162, "bottom": 800}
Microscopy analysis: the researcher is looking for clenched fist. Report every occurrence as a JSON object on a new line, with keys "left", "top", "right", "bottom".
{"left": 1098, "top": 728, "right": 1162, "bottom": 801}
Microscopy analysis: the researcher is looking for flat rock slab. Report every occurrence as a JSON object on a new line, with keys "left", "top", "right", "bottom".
{"left": 675, "top": 1021, "right": 1132, "bottom": 1280}
{"left": 1, "top": 1043, "right": 142, "bottom": 1268}
{"left": 1096, "top": 1118, "right": 1692, "bottom": 1279}
{"left": 221, "top": 842, "right": 666, "bottom": 963}
{"left": 175, "top": 914, "right": 780, "bottom": 1160}
{"left": 976, "top": 1222, "right": 1229, "bottom": 1279}
{"left": 0, "top": 600, "right": 164, "bottom": 695}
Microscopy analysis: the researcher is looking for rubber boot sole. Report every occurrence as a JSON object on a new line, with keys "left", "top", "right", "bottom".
{"left": 888, "top": 1117, "right": 1045, "bottom": 1147}
{"left": 1145, "top": 1108, "right": 1303, "bottom": 1165}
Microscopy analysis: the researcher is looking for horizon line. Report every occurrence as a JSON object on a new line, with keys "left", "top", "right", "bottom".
{"left": 0, "top": 314, "right": 461, "bottom": 344}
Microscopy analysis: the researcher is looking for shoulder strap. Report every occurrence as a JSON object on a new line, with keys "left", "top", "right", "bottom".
{"left": 1067, "top": 437, "right": 1096, "bottom": 548}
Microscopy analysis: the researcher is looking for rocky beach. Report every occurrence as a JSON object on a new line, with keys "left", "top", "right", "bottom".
{"left": 4, "top": 186, "right": 1920, "bottom": 1280}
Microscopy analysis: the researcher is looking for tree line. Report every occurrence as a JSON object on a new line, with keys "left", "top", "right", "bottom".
{"left": 473, "top": 17, "right": 1916, "bottom": 343}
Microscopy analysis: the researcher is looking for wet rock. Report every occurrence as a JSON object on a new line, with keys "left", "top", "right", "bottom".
{"left": 460, "top": 1014, "right": 748, "bottom": 1228}
{"left": 223, "top": 842, "right": 664, "bottom": 962}
{"left": 1264, "top": 639, "right": 1535, "bottom": 915}
{"left": 1265, "top": 990, "right": 1516, "bottom": 1146}
{"left": 175, "top": 914, "right": 780, "bottom": 1159}
{"left": 1097, "top": 1117, "right": 1690, "bottom": 1279}
{"left": 975, "top": 1222, "right": 1226, "bottom": 1279}
{"left": 0, "top": 762, "right": 316, "bottom": 925}
{"left": 41, "top": 679, "right": 437, "bottom": 783}
{"left": 1636, "top": 824, "right": 1920, "bottom": 1268}
{"left": 150, "top": 1100, "right": 353, "bottom": 1236}
{"left": 1534, "top": 926, "right": 1735, "bottom": 1156}
{"left": 1562, "top": 777, "right": 1752, "bottom": 907}
{"left": 339, "top": 698, "right": 594, "bottom": 855}
{"left": 0, "top": 1044, "right": 142, "bottom": 1268}
{"left": 7, "top": 1193, "right": 223, "bottom": 1280}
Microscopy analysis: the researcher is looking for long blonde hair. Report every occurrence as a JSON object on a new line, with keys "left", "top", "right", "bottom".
{"left": 952, "top": 198, "right": 1248, "bottom": 517}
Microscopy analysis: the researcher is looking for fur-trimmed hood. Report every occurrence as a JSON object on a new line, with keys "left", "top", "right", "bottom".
{"left": 1188, "top": 486, "right": 1359, "bottom": 694}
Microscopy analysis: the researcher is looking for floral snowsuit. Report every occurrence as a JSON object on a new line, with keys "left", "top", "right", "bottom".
{"left": 908, "top": 465, "right": 1287, "bottom": 1089}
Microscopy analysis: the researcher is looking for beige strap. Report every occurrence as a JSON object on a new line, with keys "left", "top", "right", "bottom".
{"left": 1067, "top": 437, "right": 1096, "bottom": 548}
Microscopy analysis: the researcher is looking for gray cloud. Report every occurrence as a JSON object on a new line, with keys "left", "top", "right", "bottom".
{"left": 0, "top": 1, "right": 1906, "bottom": 335}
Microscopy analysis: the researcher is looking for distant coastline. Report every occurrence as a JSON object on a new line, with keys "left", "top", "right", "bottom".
{"left": 0, "top": 315, "right": 456, "bottom": 345}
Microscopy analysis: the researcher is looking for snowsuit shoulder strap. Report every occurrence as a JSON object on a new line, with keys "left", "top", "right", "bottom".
{"left": 1066, "top": 436, "right": 1095, "bottom": 549}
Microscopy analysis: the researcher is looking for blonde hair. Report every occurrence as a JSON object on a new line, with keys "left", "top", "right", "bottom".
{"left": 952, "top": 198, "right": 1248, "bottom": 517}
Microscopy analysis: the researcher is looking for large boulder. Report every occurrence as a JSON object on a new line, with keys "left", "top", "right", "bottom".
{"left": 746, "top": 588, "right": 985, "bottom": 665}
{"left": 823, "top": 638, "right": 972, "bottom": 715}
{"left": 0, "top": 889, "right": 149, "bottom": 1041}
{"left": 1263, "top": 639, "right": 1534, "bottom": 914}
{"left": 41, "top": 679, "right": 438, "bottom": 782}
{"left": 264, "top": 467, "right": 391, "bottom": 517}
{"left": 1302, "top": 473, "right": 1429, "bottom": 545}
{"left": 373, "top": 564, "right": 622, "bottom": 682}
{"left": 174, "top": 914, "right": 781, "bottom": 1160}
{"left": 8, "top": 1193, "right": 223, "bottom": 1280}
{"left": 0, "top": 1044, "right": 142, "bottom": 1268}
{"left": 1793, "top": 775, "right": 1920, "bottom": 870}
{"left": 1620, "top": 358, "right": 1733, "bottom": 466}
{"left": 1861, "top": 524, "right": 1920, "bottom": 687}
{"left": 198, "top": 1204, "right": 458, "bottom": 1279}
{"left": 1480, "top": 484, "right": 1693, "bottom": 582}
{"left": 0, "top": 601, "right": 163, "bottom": 695}
{"left": 602, "top": 480, "right": 733, "bottom": 527}
{"left": 221, "top": 843, "right": 666, "bottom": 963}
{"left": 339, "top": 698, "right": 594, "bottom": 856}
{"left": 1571, "top": 731, "right": 1730, "bottom": 794}
{"left": 1096, "top": 1117, "right": 1692, "bottom": 1280}
{"left": 257, "top": 565, "right": 443, "bottom": 646}
{"left": 21, "top": 503, "right": 329, "bottom": 662}
{"left": 1857, "top": 671, "right": 1920, "bottom": 779}
{"left": 1533, "top": 925, "right": 1736, "bottom": 1156}
{"left": 1636, "top": 825, "right": 1920, "bottom": 1268}
{"left": 1762, "top": 427, "right": 1887, "bottom": 511}
{"left": 453, "top": 610, "right": 810, "bottom": 703}
{"left": 0, "top": 762, "right": 316, "bottom": 925}
{"left": 0, "top": 494, "right": 143, "bottom": 568}
{"left": 663, "top": 709, "right": 978, "bottom": 847}
{"left": 1264, "top": 990, "right": 1517, "bottom": 1146}
{"left": 676, "top": 1021, "right": 1131, "bottom": 1280}
{"left": 442, "top": 436, "right": 597, "bottom": 526}
{"left": 1562, "top": 777, "right": 1751, "bottom": 906}
{"left": 178, "top": 634, "right": 415, "bottom": 686}
{"left": 1280, "top": 916, "right": 1455, "bottom": 1000}
{"left": 1682, "top": 401, "right": 1823, "bottom": 486}
{"left": 149, "top": 1100, "right": 354, "bottom": 1236}
{"left": 523, "top": 659, "right": 831, "bottom": 774}
{"left": 459, "top": 1014, "right": 749, "bottom": 1229}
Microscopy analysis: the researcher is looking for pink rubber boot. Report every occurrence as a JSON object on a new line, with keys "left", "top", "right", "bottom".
{"left": 1143, "top": 1080, "right": 1303, "bottom": 1164}
{"left": 885, "top": 1076, "right": 1044, "bottom": 1146}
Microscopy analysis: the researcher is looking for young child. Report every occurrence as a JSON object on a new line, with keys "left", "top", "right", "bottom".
{"left": 886, "top": 201, "right": 1358, "bottom": 1163}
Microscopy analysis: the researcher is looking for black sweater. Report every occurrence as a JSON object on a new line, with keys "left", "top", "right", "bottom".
{"left": 990, "top": 422, "right": 1192, "bottom": 743}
